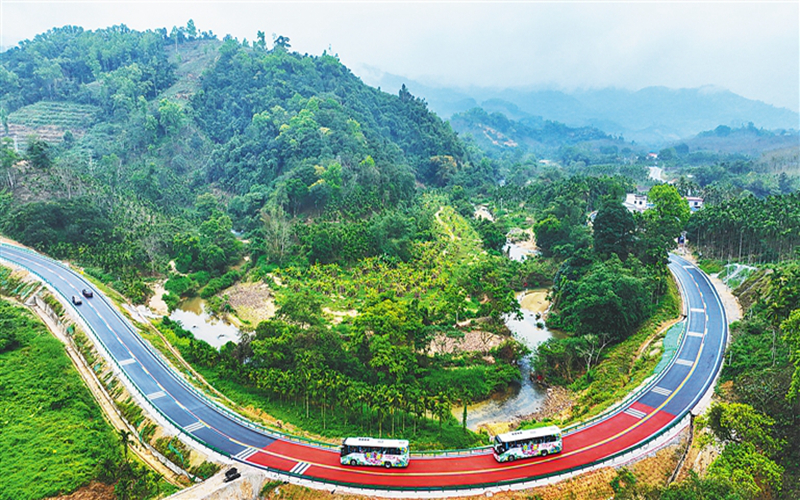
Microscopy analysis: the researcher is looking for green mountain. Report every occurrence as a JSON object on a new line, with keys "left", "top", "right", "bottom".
{"left": 679, "top": 123, "right": 800, "bottom": 157}
{"left": 361, "top": 71, "right": 799, "bottom": 147}
{"left": 449, "top": 106, "right": 625, "bottom": 158}
{"left": 0, "top": 25, "right": 472, "bottom": 294}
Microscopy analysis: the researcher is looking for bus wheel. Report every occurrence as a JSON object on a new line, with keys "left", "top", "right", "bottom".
{"left": 349, "top": 459, "right": 357, "bottom": 466}
{"left": 507, "top": 455, "right": 515, "bottom": 462}
{"left": 384, "top": 462, "right": 392, "bottom": 468}
{"left": 541, "top": 450, "right": 548, "bottom": 457}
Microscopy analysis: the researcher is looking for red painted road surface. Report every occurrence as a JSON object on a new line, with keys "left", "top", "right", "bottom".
{"left": 3, "top": 246, "right": 724, "bottom": 493}
{"left": 247, "top": 403, "right": 675, "bottom": 488}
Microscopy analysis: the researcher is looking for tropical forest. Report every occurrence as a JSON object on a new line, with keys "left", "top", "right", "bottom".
{"left": 0, "top": 21, "right": 798, "bottom": 500}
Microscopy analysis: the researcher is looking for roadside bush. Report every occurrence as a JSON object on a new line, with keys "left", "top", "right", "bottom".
{"left": 190, "top": 461, "right": 220, "bottom": 479}
{"left": 0, "top": 329, "right": 20, "bottom": 352}
{"left": 162, "top": 292, "right": 180, "bottom": 312}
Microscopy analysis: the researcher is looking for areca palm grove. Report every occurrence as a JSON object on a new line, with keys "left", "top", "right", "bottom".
{"left": 687, "top": 193, "right": 800, "bottom": 263}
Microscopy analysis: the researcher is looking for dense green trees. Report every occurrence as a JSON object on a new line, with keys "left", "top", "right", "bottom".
{"left": 192, "top": 41, "right": 465, "bottom": 211}
{"left": 593, "top": 200, "right": 636, "bottom": 259}
{"left": 160, "top": 301, "right": 515, "bottom": 444}
{"left": 519, "top": 181, "right": 687, "bottom": 388}
{"left": 687, "top": 193, "right": 800, "bottom": 263}
{"left": 708, "top": 262, "right": 800, "bottom": 499}
{"left": 0, "top": 25, "right": 175, "bottom": 113}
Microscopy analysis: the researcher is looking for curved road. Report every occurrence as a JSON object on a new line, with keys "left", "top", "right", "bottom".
{"left": 1, "top": 245, "right": 726, "bottom": 491}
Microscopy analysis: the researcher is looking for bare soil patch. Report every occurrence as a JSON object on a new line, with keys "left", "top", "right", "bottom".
{"left": 474, "top": 205, "right": 494, "bottom": 221}
{"left": 513, "top": 385, "right": 575, "bottom": 425}
{"left": 46, "top": 482, "right": 115, "bottom": 500}
{"left": 322, "top": 307, "right": 358, "bottom": 325}
{"left": 427, "top": 329, "right": 506, "bottom": 356}
{"left": 226, "top": 280, "right": 276, "bottom": 325}
{"left": 518, "top": 289, "right": 549, "bottom": 316}
{"left": 147, "top": 279, "right": 169, "bottom": 316}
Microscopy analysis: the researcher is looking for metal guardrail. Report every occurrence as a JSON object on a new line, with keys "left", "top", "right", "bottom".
{"left": 561, "top": 258, "right": 692, "bottom": 434}
{"left": 562, "top": 320, "right": 688, "bottom": 435}
{"left": 0, "top": 244, "right": 719, "bottom": 493}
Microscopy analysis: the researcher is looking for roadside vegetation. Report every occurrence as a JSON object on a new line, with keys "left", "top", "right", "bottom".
{"left": 0, "top": 297, "right": 167, "bottom": 500}
{"left": 1, "top": 20, "right": 798, "bottom": 498}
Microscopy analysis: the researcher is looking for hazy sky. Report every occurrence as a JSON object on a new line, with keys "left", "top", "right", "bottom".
{"left": 1, "top": 1, "right": 798, "bottom": 112}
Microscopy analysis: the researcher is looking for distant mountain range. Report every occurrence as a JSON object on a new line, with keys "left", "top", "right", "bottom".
{"left": 358, "top": 69, "right": 799, "bottom": 147}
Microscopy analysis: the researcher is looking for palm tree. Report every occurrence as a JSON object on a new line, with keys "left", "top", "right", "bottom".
{"left": 118, "top": 429, "right": 134, "bottom": 463}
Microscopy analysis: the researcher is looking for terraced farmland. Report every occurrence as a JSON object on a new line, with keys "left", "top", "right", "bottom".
{"left": 4, "top": 101, "right": 101, "bottom": 148}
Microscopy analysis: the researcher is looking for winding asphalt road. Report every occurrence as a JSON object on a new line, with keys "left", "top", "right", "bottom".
{"left": 1, "top": 244, "right": 726, "bottom": 491}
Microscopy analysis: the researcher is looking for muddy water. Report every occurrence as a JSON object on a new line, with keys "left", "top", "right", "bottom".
{"left": 455, "top": 241, "right": 558, "bottom": 431}
{"left": 169, "top": 297, "right": 241, "bottom": 349}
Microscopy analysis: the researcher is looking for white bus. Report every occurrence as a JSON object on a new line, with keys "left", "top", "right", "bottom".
{"left": 493, "top": 426, "right": 562, "bottom": 462}
{"left": 340, "top": 437, "right": 410, "bottom": 468}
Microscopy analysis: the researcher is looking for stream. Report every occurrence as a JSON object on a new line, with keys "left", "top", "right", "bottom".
{"left": 168, "top": 239, "right": 556, "bottom": 429}
{"left": 454, "top": 240, "right": 558, "bottom": 430}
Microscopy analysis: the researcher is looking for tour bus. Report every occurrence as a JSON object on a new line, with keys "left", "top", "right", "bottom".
{"left": 493, "top": 426, "right": 563, "bottom": 462}
{"left": 340, "top": 437, "right": 410, "bottom": 468}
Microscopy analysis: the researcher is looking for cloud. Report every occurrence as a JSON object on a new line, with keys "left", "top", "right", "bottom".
{"left": 1, "top": 1, "right": 797, "bottom": 111}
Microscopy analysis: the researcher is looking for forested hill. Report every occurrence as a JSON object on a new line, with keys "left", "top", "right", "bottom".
{"left": 0, "top": 24, "right": 472, "bottom": 295}
{"left": 0, "top": 25, "right": 467, "bottom": 214}
{"left": 192, "top": 41, "right": 467, "bottom": 206}
{"left": 449, "top": 106, "right": 627, "bottom": 159}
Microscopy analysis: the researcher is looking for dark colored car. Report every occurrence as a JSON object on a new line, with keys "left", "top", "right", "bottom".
{"left": 72, "top": 295, "right": 82, "bottom": 305}
{"left": 82, "top": 289, "right": 93, "bottom": 298}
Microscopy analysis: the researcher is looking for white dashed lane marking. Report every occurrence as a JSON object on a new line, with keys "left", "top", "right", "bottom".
{"left": 651, "top": 386, "right": 673, "bottom": 397}
{"left": 290, "top": 462, "right": 312, "bottom": 475}
{"left": 234, "top": 447, "right": 258, "bottom": 460}
{"left": 623, "top": 407, "right": 647, "bottom": 419}
{"left": 184, "top": 421, "right": 205, "bottom": 433}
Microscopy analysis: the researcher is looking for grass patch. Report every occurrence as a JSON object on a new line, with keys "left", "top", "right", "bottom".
{"left": 0, "top": 299, "right": 121, "bottom": 500}
{"left": 697, "top": 258, "right": 724, "bottom": 275}
{"left": 260, "top": 480, "right": 283, "bottom": 496}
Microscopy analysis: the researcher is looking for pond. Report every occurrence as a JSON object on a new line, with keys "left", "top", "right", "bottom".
{"left": 169, "top": 297, "right": 241, "bottom": 350}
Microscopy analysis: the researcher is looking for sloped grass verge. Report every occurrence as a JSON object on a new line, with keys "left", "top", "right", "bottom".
{"left": 0, "top": 299, "right": 120, "bottom": 500}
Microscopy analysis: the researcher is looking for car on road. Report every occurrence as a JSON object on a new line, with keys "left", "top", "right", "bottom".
{"left": 72, "top": 295, "right": 82, "bottom": 305}
{"left": 82, "top": 289, "right": 93, "bottom": 298}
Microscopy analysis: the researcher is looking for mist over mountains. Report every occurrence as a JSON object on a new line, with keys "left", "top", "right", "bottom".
{"left": 360, "top": 69, "right": 799, "bottom": 148}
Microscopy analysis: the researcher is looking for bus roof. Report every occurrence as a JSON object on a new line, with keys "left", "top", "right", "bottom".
{"left": 342, "top": 437, "right": 409, "bottom": 448}
{"left": 495, "top": 426, "right": 561, "bottom": 443}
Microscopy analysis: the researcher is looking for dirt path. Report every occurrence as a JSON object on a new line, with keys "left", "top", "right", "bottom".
{"left": 434, "top": 206, "right": 456, "bottom": 241}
